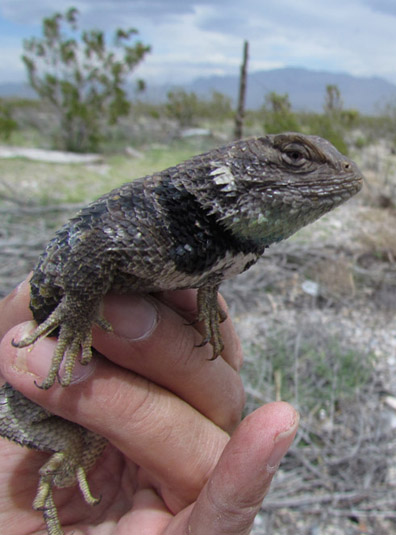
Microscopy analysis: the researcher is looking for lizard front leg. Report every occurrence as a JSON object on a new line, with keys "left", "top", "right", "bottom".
{"left": 195, "top": 282, "right": 227, "bottom": 359}
{"left": 12, "top": 294, "right": 112, "bottom": 389}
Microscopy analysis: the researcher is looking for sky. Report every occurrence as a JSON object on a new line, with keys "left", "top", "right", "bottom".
{"left": 1, "top": 0, "right": 396, "bottom": 87}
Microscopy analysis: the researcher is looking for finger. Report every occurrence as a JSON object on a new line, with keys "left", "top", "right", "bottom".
{"left": 0, "top": 277, "right": 32, "bottom": 341}
{"left": 0, "top": 278, "right": 32, "bottom": 384}
{"left": 0, "top": 327, "right": 230, "bottom": 512}
{"left": 157, "top": 289, "right": 243, "bottom": 371}
{"left": 93, "top": 294, "right": 245, "bottom": 433}
{"left": 170, "top": 402, "right": 299, "bottom": 535}
{"left": 3, "top": 292, "right": 244, "bottom": 434}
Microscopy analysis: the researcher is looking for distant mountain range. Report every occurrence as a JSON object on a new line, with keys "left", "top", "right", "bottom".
{"left": 162, "top": 67, "right": 396, "bottom": 115}
{"left": 0, "top": 82, "right": 35, "bottom": 99}
{"left": 2, "top": 67, "right": 396, "bottom": 115}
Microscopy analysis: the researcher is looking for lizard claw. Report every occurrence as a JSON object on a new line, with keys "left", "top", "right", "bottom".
{"left": 11, "top": 311, "right": 60, "bottom": 348}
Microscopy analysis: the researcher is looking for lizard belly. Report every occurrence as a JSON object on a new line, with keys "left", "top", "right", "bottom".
{"left": 110, "top": 250, "right": 258, "bottom": 293}
{"left": 150, "top": 250, "right": 259, "bottom": 290}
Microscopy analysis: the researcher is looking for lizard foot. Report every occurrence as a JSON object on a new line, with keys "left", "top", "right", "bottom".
{"left": 195, "top": 283, "right": 227, "bottom": 359}
{"left": 33, "top": 424, "right": 107, "bottom": 535}
{"left": 12, "top": 295, "right": 112, "bottom": 389}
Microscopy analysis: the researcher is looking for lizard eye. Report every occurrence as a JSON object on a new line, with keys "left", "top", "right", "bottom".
{"left": 282, "top": 146, "right": 308, "bottom": 167}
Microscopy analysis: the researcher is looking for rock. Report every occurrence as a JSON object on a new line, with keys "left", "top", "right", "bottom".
{"left": 0, "top": 146, "right": 103, "bottom": 164}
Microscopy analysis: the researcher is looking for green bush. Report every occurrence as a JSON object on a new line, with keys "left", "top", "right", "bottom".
{"left": 261, "top": 92, "right": 301, "bottom": 134}
{"left": 0, "top": 100, "right": 17, "bottom": 140}
{"left": 22, "top": 7, "right": 150, "bottom": 152}
{"left": 165, "top": 90, "right": 233, "bottom": 127}
{"left": 303, "top": 114, "right": 348, "bottom": 154}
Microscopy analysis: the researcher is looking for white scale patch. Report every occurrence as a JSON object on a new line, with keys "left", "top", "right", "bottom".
{"left": 210, "top": 164, "right": 237, "bottom": 192}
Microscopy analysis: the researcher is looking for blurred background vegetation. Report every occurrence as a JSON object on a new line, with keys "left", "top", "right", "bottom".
{"left": 2, "top": 79, "right": 393, "bottom": 156}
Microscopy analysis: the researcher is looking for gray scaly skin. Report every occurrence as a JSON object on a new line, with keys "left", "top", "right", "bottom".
{"left": 0, "top": 133, "right": 363, "bottom": 534}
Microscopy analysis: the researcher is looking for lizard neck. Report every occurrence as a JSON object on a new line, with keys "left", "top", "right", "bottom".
{"left": 153, "top": 178, "right": 265, "bottom": 276}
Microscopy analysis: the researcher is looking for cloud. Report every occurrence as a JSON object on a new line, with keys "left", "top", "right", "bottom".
{"left": 0, "top": 0, "right": 225, "bottom": 26}
{"left": 1, "top": 0, "right": 396, "bottom": 86}
{"left": 0, "top": 0, "right": 72, "bottom": 24}
{"left": 361, "top": 0, "right": 396, "bottom": 16}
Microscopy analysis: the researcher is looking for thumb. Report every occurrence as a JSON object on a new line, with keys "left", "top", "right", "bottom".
{"left": 188, "top": 401, "right": 299, "bottom": 535}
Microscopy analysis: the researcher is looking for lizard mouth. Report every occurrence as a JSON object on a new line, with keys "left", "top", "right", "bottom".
{"left": 299, "top": 169, "right": 364, "bottom": 202}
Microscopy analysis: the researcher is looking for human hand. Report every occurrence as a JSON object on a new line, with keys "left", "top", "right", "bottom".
{"left": 0, "top": 279, "right": 299, "bottom": 534}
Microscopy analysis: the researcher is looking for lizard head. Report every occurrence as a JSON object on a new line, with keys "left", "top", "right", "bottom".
{"left": 193, "top": 132, "right": 363, "bottom": 245}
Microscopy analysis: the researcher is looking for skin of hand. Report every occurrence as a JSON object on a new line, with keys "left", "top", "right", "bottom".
{"left": 0, "top": 278, "right": 299, "bottom": 535}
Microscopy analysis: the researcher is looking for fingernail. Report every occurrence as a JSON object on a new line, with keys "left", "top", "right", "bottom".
{"left": 13, "top": 322, "right": 96, "bottom": 384}
{"left": 103, "top": 294, "right": 158, "bottom": 340}
{"left": 266, "top": 411, "right": 300, "bottom": 473}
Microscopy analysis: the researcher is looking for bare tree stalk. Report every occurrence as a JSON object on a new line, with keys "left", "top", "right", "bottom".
{"left": 234, "top": 40, "right": 249, "bottom": 140}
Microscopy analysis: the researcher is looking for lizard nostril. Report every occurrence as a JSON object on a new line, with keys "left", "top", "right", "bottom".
{"left": 343, "top": 162, "right": 351, "bottom": 171}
